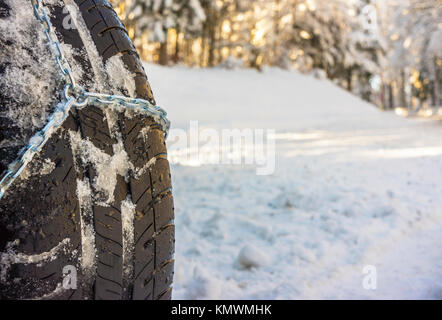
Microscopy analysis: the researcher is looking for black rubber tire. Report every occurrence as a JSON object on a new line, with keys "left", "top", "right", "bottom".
{"left": 0, "top": 0, "right": 174, "bottom": 300}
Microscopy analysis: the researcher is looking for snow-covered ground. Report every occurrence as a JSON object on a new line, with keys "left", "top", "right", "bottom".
{"left": 145, "top": 64, "right": 442, "bottom": 300}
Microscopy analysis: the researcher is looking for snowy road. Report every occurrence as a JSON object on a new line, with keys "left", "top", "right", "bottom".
{"left": 145, "top": 64, "right": 442, "bottom": 299}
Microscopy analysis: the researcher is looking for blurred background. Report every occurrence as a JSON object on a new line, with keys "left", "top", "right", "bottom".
{"left": 109, "top": 0, "right": 441, "bottom": 112}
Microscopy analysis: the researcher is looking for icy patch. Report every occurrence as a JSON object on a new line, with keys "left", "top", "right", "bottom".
{"left": 0, "top": 0, "right": 61, "bottom": 155}
{"left": 130, "top": 126, "right": 157, "bottom": 178}
{"left": 63, "top": 0, "right": 107, "bottom": 92}
{"left": 44, "top": 0, "right": 64, "bottom": 5}
{"left": 121, "top": 196, "right": 135, "bottom": 280}
{"left": 134, "top": 156, "right": 157, "bottom": 179}
{"left": 59, "top": 42, "right": 89, "bottom": 88}
{"left": 40, "top": 158, "right": 56, "bottom": 175}
{"left": 21, "top": 157, "right": 56, "bottom": 180}
{"left": 0, "top": 238, "right": 70, "bottom": 281}
{"left": 69, "top": 130, "right": 133, "bottom": 205}
{"left": 237, "top": 244, "right": 270, "bottom": 269}
{"left": 33, "top": 282, "right": 65, "bottom": 300}
{"left": 76, "top": 178, "right": 96, "bottom": 276}
{"left": 105, "top": 55, "right": 136, "bottom": 97}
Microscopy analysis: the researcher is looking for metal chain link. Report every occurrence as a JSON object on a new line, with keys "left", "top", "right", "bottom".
{"left": 0, "top": 0, "right": 170, "bottom": 199}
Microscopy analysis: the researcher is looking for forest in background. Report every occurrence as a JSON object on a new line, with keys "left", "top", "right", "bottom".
{"left": 109, "top": 0, "right": 441, "bottom": 111}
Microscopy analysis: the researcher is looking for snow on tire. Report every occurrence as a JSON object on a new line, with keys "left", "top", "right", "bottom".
{"left": 0, "top": 0, "right": 174, "bottom": 300}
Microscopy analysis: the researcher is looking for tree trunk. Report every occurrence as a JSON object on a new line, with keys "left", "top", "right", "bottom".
{"left": 347, "top": 68, "right": 353, "bottom": 93}
{"left": 380, "top": 81, "right": 388, "bottom": 110}
{"left": 205, "top": 7, "right": 218, "bottom": 68}
{"left": 208, "top": 25, "right": 216, "bottom": 67}
{"left": 173, "top": 28, "right": 180, "bottom": 64}
{"left": 201, "top": 37, "right": 207, "bottom": 66}
{"left": 399, "top": 70, "right": 407, "bottom": 108}
{"left": 388, "top": 82, "right": 394, "bottom": 109}
{"left": 159, "top": 31, "right": 168, "bottom": 66}
{"left": 435, "top": 57, "right": 441, "bottom": 106}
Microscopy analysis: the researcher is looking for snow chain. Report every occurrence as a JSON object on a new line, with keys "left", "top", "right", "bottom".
{"left": 0, "top": 0, "right": 170, "bottom": 199}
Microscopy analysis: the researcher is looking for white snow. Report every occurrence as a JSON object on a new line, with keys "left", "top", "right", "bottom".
{"left": 105, "top": 55, "right": 136, "bottom": 97}
{"left": 59, "top": 42, "right": 88, "bottom": 88}
{"left": 144, "top": 63, "right": 442, "bottom": 299}
{"left": 121, "top": 196, "right": 136, "bottom": 279}
{"left": 237, "top": 244, "right": 271, "bottom": 269}
{"left": 69, "top": 130, "right": 133, "bottom": 205}
{"left": 33, "top": 282, "right": 65, "bottom": 300}
{"left": 0, "top": 238, "right": 70, "bottom": 282}
{"left": 21, "top": 156, "right": 56, "bottom": 180}
{"left": 39, "top": 158, "right": 56, "bottom": 175}
{"left": 182, "top": 266, "right": 223, "bottom": 300}
{"left": 75, "top": 178, "right": 96, "bottom": 276}
{"left": 63, "top": 0, "right": 108, "bottom": 92}
{"left": 0, "top": 0, "right": 61, "bottom": 146}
